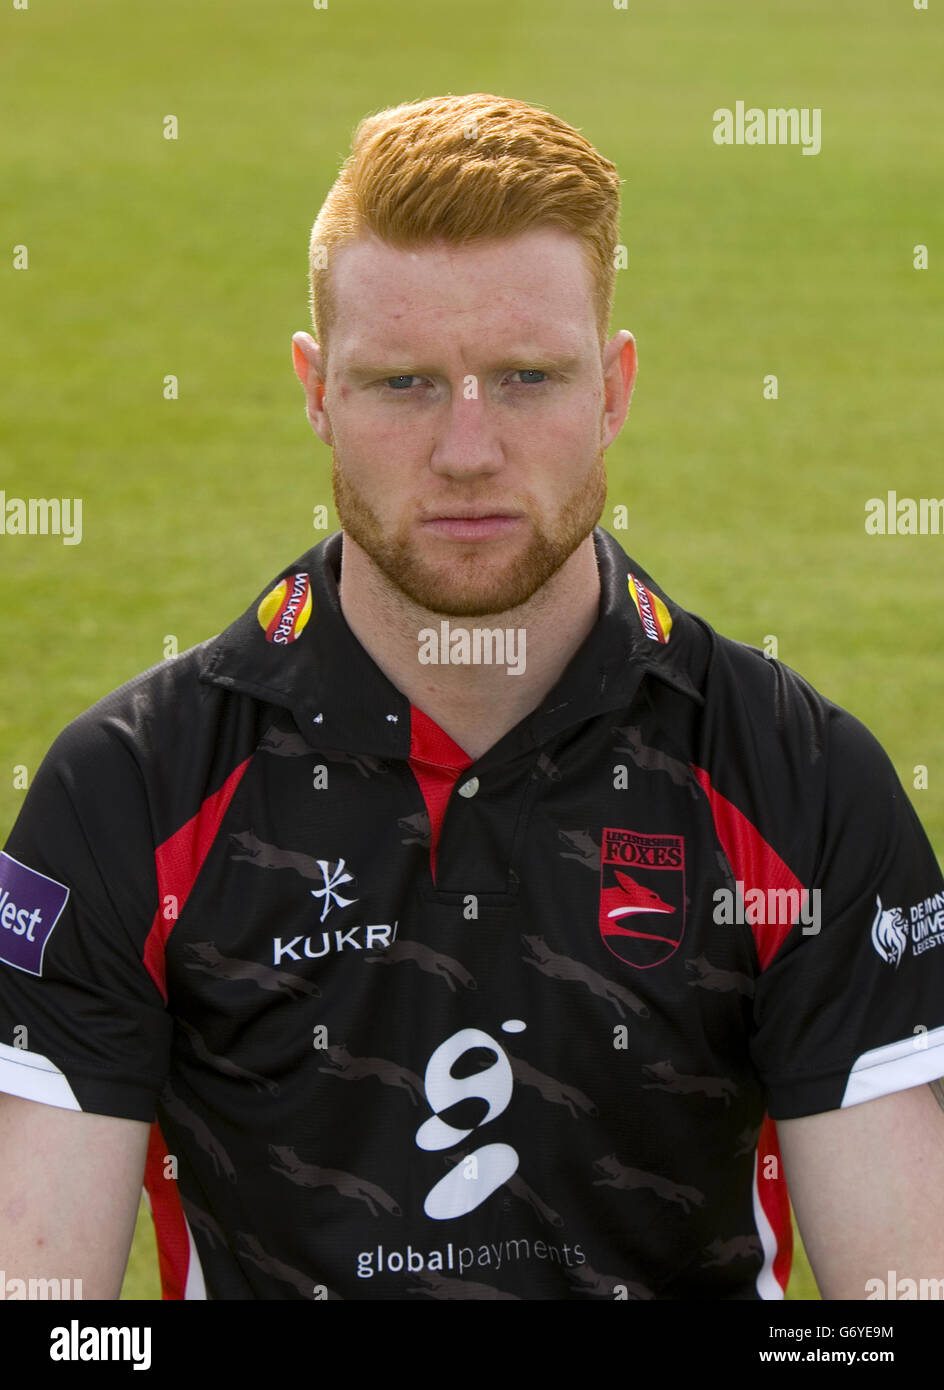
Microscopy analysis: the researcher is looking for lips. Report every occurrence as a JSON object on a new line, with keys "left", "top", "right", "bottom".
{"left": 421, "top": 514, "right": 524, "bottom": 541}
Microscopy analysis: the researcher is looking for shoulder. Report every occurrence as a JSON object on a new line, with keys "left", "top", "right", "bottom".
{"left": 37, "top": 639, "right": 230, "bottom": 779}
{"left": 12, "top": 638, "right": 272, "bottom": 863}
{"left": 662, "top": 606, "right": 914, "bottom": 891}
{"left": 595, "top": 535, "right": 902, "bottom": 870}
{"left": 8, "top": 532, "right": 343, "bottom": 863}
{"left": 697, "top": 622, "right": 902, "bottom": 799}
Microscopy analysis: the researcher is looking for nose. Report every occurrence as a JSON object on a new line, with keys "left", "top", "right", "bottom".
{"left": 428, "top": 381, "right": 504, "bottom": 481}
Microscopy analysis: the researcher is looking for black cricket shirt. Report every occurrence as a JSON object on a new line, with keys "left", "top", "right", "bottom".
{"left": 1, "top": 527, "right": 943, "bottom": 1300}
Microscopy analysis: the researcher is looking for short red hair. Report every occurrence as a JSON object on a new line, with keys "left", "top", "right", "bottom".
{"left": 308, "top": 93, "right": 622, "bottom": 356}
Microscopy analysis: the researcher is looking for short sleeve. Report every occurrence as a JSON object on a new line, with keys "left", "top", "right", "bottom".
{"left": 750, "top": 704, "right": 944, "bottom": 1120}
{"left": 0, "top": 699, "right": 173, "bottom": 1121}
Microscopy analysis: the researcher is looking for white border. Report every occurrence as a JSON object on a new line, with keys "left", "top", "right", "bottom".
{"left": 751, "top": 1146, "right": 785, "bottom": 1300}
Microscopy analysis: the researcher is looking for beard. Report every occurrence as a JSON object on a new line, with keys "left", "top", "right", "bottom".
{"left": 330, "top": 448, "right": 607, "bottom": 619}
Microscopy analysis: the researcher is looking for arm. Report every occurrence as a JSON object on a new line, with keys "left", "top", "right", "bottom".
{"left": 0, "top": 1091, "right": 150, "bottom": 1299}
{"left": 778, "top": 1081, "right": 944, "bottom": 1299}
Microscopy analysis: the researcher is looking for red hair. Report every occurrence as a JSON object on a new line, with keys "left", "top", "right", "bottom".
{"left": 308, "top": 93, "right": 622, "bottom": 355}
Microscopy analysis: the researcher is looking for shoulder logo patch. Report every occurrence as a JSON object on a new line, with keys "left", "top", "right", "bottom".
{"left": 599, "top": 828, "right": 686, "bottom": 968}
{"left": 872, "top": 890, "right": 944, "bottom": 965}
{"left": 257, "top": 573, "right": 312, "bottom": 645}
{"left": 0, "top": 852, "right": 69, "bottom": 976}
{"left": 628, "top": 574, "right": 672, "bottom": 644}
{"left": 871, "top": 895, "right": 908, "bottom": 968}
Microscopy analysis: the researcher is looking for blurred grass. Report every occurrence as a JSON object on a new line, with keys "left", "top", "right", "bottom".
{"left": 3, "top": 0, "right": 940, "bottom": 1302}
{"left": 121, "top": 1199, "right": 160, "bottom": 1301}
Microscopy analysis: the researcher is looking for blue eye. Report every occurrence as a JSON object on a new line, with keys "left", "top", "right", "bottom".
{"left": 385, "top": 375, "right": 417, "bottom": 390}
{"left": 514, "top": 370, "right": 547, "bottom": 385}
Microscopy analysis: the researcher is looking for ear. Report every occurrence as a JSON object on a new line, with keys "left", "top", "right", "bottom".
{"left": 601, "top": 330, "right": 638, "bottom": 448}
{"left": 291, "top": 332, "right": 333, "bottom": 446}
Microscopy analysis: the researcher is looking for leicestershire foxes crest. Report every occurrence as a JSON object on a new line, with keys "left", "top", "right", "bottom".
{"left": 599, "top": 828, "right": 686, "bottom": 968}
{"left": 257, "top": 573, "right": 312, "bottom": 645}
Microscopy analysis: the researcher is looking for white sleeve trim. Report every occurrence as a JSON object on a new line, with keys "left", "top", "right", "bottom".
{"left": 841, "top": 1025, "right": 944, "bottom": 1107}
{"left": 751, "top": 1147, "right": 785, "bottom": 1300}
{"left": 0, "top": 1040, "right": 81, "bottom": 1111}
{"left": 183, "top": 1217, "right": 208, "bottom": 1300}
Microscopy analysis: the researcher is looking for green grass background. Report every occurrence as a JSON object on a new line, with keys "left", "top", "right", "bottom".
{"left": 2, "top": 0, "right": 941, "bottom": 1303}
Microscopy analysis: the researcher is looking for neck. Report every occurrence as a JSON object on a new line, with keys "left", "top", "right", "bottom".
{"left": 337, "top": 534, "right": 602, "bottom": 759}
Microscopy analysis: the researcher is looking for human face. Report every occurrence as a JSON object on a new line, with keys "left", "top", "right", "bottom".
{"left": 299, "top": 228, "right": 635, "bottom": 618}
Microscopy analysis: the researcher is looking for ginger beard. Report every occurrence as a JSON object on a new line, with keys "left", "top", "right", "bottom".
{"left": 331, "top": 447, "right": 608, "bottom": 619}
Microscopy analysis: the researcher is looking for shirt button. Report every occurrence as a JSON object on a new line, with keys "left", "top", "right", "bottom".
{"left": 457, "top": 776, "right": 480, "bottom": 798}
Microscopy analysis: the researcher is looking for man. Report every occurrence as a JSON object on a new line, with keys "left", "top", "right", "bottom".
{"left": 1, "top": 93, "right": 943, "bottom": 1302}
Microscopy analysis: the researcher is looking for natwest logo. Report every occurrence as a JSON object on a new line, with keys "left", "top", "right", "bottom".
{"left": 0, "top": 853, "right": 69, "bottom": 976}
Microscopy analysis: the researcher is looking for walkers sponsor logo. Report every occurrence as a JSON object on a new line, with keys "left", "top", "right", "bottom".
{"left": 627, "top": 575, "right": 672, "bottom": 644}
{"left": 417, "top": 621, "right": 526, "bottom": 675}
{"left": 872, "top": 891, "right": 944, "bottom": 965}
{"left": 49, "top": 1320, "right": 151, "bottom": 1371}
{"left": 257, "top": 572, "right": 312, "bottom": 644}
{"left": 598, "top": 828, "right": 685, "bottom": 968}
{"left": 0, "top": 852, "right": 69, "bottom": 976}
{"left": 712, "top": 101, "right": 822, "bottom": 156}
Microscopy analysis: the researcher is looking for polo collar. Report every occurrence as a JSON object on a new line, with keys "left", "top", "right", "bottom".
{"left": 200, "top": 527, "right": 705, "bottom": 760}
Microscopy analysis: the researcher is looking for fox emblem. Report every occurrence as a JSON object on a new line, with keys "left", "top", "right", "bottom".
{"left": 599, "top": 871, "right": 675, "bottom": 937}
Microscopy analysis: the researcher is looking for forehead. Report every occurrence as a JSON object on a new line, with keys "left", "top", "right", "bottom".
{"left": 327, "top": 227, "right": 597, "bottom": 363}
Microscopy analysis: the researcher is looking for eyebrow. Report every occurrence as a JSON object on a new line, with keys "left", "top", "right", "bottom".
{"left": 341, "top": 354, "right": 584, "bottom": 381}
